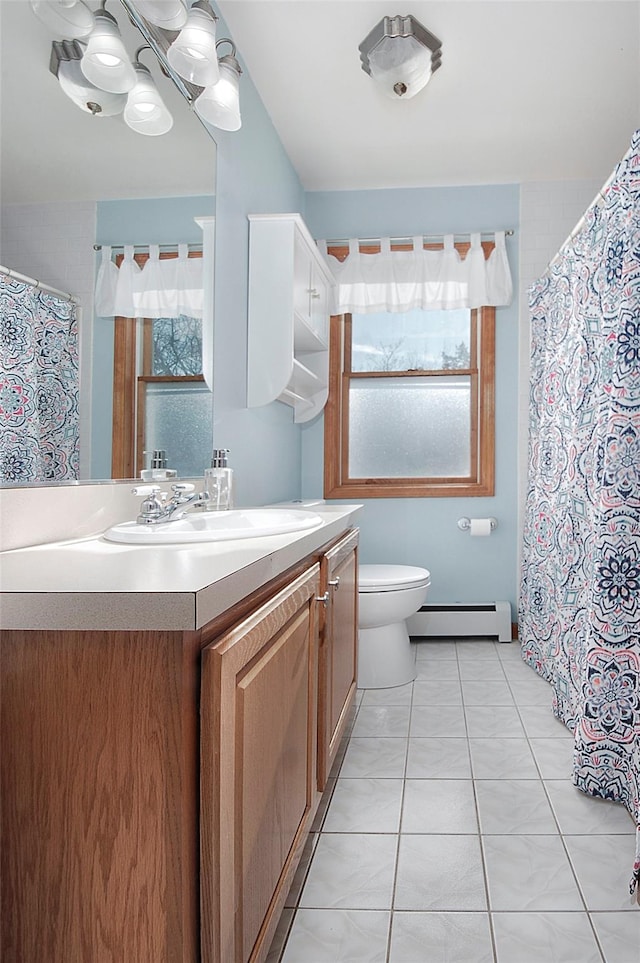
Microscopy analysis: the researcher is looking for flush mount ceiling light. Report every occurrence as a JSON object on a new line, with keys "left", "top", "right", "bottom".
{"left": 30, "top": 0, "right": 95, "bottom": 39}
{"left": 194, "top": 39, "right": 242, "bottom": 131}
{"left": 131, "top": 0, "right": 187, "bottom": 31}
{"left": 81, "top": 3, "right": 137, "bottom": 93}
{"left": 358, "top": 14, "right": 442, "bottom": 99}
{"left": 167, "top": 0, "right": 220, "bottom": 88}
{"left": 123, "top": 46, "right": 174, "bottom": 135}
{"left": 50, "top": 38, "right": 128, "bottom": 116}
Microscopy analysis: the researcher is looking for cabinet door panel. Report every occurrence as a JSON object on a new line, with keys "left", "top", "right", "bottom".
{"left": 318, "top": 530, "right": 359, "bottom": 789}
{"left": 200, "top": 564, "right": 320, "bottom": 963}
{"left": 238, "top": 608, "right": 311, "bottom": 959}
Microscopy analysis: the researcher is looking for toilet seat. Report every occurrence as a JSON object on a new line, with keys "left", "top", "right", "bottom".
{"left": 359, "top": 564, "right": 431, "bottom": 593}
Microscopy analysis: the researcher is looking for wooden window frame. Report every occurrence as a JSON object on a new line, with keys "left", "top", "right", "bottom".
{"left": 111, "top": 250, "right": 204, "bottom": 479}
{"left": 323, "top": 305, "right": 495, "bottom": 499}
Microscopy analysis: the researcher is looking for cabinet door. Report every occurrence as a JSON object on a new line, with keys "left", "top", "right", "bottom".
{"left": 317, "top": 529, "right": 359, "bottom": 790}
{"left": 308, "top": 262, "right": 329, "bottom": 344}
{"left": 293, "top": 232, "right": 313, "bottom": 325}
{"left": 200, "top": 564, "right": 321, "bottom": 963}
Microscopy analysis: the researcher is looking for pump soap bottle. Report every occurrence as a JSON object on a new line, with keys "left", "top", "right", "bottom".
{"left": 204, "top": 449, "right": 234, "bottom": 511}
{"left": 141, "top": 449, "right": 177, "bottom": 481}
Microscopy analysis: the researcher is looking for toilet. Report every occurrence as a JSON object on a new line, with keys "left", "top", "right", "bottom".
{"left": 357, "top": 564, "right": 431, "bottom": 689}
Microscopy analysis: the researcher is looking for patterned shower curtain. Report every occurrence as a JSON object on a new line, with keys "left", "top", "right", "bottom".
{"left": 520, "top": 130, "right": 640, "bottom": 895}
{"left": 0, "top": 272, "right": 79, "bottom": 483}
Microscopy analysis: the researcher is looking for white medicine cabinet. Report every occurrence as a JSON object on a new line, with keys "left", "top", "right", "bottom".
{"left": 247, "top": 213, "right": 336, "bottom": 422}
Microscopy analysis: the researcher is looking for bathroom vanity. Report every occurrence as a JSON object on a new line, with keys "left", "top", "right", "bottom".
{"left": 0, "top": 504, "right": 360, "bottom": 963}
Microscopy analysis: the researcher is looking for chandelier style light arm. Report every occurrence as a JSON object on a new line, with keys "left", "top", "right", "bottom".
{"left": 31, "top": 0, "right": 244, "bottom": 135}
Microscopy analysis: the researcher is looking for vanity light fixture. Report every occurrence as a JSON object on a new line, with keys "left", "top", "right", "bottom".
{"left": 123, "top": 46, "right": 174, "bottom": 135}
{"left": 131, "top": 0, "right": 187, "bottom": 31}
{"left": 194, "top": 39, "right": 242, "bottom": 131}
{"left": 166, "top": 0, "right": 220, "bottom": 88}
{"left": 50, "top": 38, "right": 128, "bottom": 116}
{"left": 358, "top": 14, "right": 442, "bottom": 99}
{"left": 81, "top": 2, "right": 137, "bottom": 93}
{"left": 30, "top": 0, "right": 95, "bottom": 39}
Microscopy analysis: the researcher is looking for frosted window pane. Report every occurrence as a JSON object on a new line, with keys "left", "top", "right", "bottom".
{"left": 351, "top": 309, "right": 470, "bottom": 372}
{"left": 349, "top": 376, "right": 470, "bottom": 477}
{"left": 145, "top": 382, "right": 212, "bottom": 477}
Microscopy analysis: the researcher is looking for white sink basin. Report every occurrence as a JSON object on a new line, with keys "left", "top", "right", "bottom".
{"left": 104, "top": 508, "right": 324, "bottom": 545}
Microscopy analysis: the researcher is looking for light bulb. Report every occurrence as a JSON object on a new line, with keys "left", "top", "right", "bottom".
{"left": 133, "top": 0, "right": 187, "bottom": 31}
{"left": 167, "top": 2, "right": 219, "bottom": 87}
{"left": 30, "top": 0, "right": 95, "bottom": 39}
{"left": 194, "top": 58, "right": 241, "bottom": 131}
{"left": 81, "top": 10, "right": 137, "bottom": 94}
{"left": 124, "top": 64, "right": 173, "bottom": 136}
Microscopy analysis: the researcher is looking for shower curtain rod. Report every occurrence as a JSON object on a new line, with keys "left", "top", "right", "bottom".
{"left": 0, "top": 264, "right": 78, "bottom": 304}
{"left": 93, "top": 242, "right": 203, "bottom": 253}
{"left": 323, "top": 229, "right": 514, "bottom": 247}
{"left": 547, "top": 159, "right": 621, "bottom": 272}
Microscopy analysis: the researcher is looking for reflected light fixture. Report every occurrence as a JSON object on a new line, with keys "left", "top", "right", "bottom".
{"left": 124, "top": 46, "right": 174, "bottom": 135}
{"left": 50, "top": 38, "right": 128, "bottom": 116}
{"left": 30, "top": 0, "right": 95, "bottom": 39}
{"left": 131, "top": 0, "right": 187, "bottom": 31}
{"left": 167, "top": 0, "right": 220, "bottom": 88}
{"left": 358, "top": 14, "right": 442, "bottom": 99}
{"left": 194, "top": 39, "right": 242, "bottom": 131}
{"left": 81, "top": 2, "right": 137, "bottom": 93}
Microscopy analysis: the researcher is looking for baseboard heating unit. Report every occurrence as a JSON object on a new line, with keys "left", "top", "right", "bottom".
{"left": 407, "top": 602, "right": 512, "bottom": 643}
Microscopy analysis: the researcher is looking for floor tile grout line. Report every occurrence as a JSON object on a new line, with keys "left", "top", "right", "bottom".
{"left": 275, "top": 638, "right": 633, "bottom": 962}
{"left": 497, "top": 645, "right": 609, "bottom": 962}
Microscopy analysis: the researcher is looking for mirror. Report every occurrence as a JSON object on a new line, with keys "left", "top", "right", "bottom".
{"left": 0, "top": 1, "right": 217, "bottom": 486}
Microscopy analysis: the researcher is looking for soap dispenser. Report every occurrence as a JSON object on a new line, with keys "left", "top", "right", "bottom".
{"left": 141, "top": 449, "right": 178, "bottom": 482}
{"left": 204, "top": 449, "right": 234, "bottom": 511}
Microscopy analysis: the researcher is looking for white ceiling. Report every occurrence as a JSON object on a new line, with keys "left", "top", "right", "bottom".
{"left": 1, "top": 0, "right": 638, "bottom": 205}
{"left": 217, "top": 0, "right": 640, "bottom": 191}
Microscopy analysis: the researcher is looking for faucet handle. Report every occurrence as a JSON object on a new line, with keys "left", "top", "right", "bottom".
{"left": 132, "top": 485, "right": 162, "bottom": 496}
{"left": 171, "top": 483, "right": 195, "bottom": 494}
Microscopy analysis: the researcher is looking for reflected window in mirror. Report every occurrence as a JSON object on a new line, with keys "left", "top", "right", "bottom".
{"left": 111, "top": 249, "right": 212, "bottom": 480}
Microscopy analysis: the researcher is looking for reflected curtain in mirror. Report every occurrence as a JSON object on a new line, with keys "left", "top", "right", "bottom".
{"left": 98, "top": 246, "right": 211, "bottom": 479}
{"left": 0, "top": 272, "right": 79, "bottom": 483}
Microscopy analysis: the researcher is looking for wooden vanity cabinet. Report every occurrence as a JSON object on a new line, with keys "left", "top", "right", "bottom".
{"left": 200, "top": 564, "right": 321, "bottom": 963}
{"left": 317, "top": 528, "right": 359, "bottom": 790}
{"left": 1, "top": 528, "right": 358, "bottom": 963}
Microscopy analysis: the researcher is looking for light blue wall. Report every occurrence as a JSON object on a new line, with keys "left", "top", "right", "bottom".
{"left": 302, "top": 186, "right": 521, "bottom": 614}
{"left": 208, "top": 5, "right": 306, "bottom": 507}
{"left": 92, "top": 194, "right": 214, "bottom": 479}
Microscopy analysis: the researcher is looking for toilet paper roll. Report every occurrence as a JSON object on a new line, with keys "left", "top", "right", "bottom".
{"left": 470, "top": 518, "right": 492, "bottom": 537}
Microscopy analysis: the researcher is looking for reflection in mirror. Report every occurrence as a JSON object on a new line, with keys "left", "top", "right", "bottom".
{"left": 0, "top": 0, "right": 217, "bottom": 487}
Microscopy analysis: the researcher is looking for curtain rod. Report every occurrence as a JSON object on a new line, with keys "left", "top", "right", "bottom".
{"left": 0, "top": 264, "right": 78, "bottom": 304}
{"left": 323, "top": 229, "right": 514, "bottom": 246}
{"left": 546, "top": 165, "right": 618, "bottom": 273}
{"left": 93, "top": 242, "right": 203, "bottom": 252}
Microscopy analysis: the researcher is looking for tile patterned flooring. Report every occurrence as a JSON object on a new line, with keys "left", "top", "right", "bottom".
{"left": 267, "top": 639, "right": 640, "bottom": 963}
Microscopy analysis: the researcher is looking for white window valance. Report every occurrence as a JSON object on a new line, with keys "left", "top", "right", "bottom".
{"left": 319, "top": 231, "right": 513, "bottom": 314}
{"left": 94, "top": 243, "right": 204, "bottom": 319}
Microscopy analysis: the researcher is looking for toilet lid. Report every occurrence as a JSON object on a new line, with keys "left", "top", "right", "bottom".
{"left": 359, "top": 564, "right": 431, "bottom": 593}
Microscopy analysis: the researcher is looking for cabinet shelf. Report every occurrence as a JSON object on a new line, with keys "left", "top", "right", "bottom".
{"left": 248, "top": 213, "right": 335, "bottom": 423}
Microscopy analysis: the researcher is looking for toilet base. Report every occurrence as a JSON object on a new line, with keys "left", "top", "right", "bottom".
{"left": 357, "top": 620, "right": 417, "bottom": 689}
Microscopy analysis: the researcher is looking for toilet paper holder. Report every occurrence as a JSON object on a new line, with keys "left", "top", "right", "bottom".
{"left": 457, "top": 517, "right": 498, "bottom": 533}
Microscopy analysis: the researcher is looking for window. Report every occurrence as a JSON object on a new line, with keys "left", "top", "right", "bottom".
{"left": 111, "top": 250, "right": 212, "bottom": 479}
{"left": 324, "top": 306, "right": 495, "bottom": 497}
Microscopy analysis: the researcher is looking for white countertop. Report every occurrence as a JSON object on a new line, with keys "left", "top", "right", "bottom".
{"left": 0, "top": 503, "right": 362, "bottom": 632}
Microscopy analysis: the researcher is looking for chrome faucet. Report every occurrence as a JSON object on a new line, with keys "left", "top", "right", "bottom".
{"left": 132, "top": 483, "right": 210, "bottom": 525}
